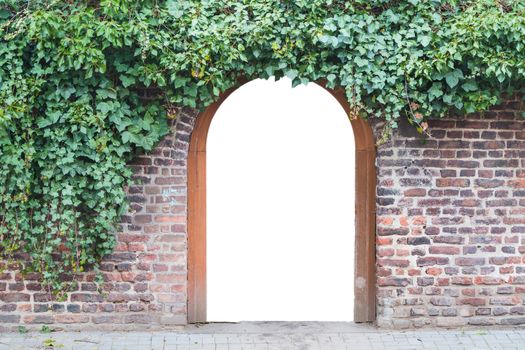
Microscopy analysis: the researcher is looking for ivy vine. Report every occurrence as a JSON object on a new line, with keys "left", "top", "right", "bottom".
{"left": 1, "top": 0, "right": 524, "bottom": 293}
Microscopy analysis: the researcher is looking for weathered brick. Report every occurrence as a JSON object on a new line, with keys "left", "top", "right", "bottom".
{"left": 458, "top": 298, "right": 486, "bottom": 306}
{"left": 475, "top": 179, "right": 505, "bottom": 188}
{"left": 429, "top": 246, "right": 460, "bottom": 255}
{"left": 71, "top": 294, "right": 104, "bottom": 303}
{"left": 436, "top": 179, "right": 470, "bottom": 188}
{"left": 417, "top": 277, "right": 434, "bottom": 286}
{"left": 417, "top": 257, "right": 449, "bottom": 267}
{"left": 124, "top": 314, "right": 153, "bottom": 324}
{"left": 433, "top": 236, "right": 464, "bottom": 245}
{"left": 0, "top": 304, "right": 16, "bottom": 312}
{"left": 500, "top": 317, "right": 525, "bottom": 325}
{"left": 0, "top": 315, "right": 20, "bottom": 323}
{"left": 430, "top": 297, "right": 453, "bottom": 306}
{"left": 0, "top": 293, "right": 30, "bottom": 302}
{"left": 490, "top": 296, "right": 521, "bottom": 306}
{"left": 451, "top": 277, "right": 473, "bottom": 285}
{"left": 92, "top": 315, "right": 122, "bottom": 324}
{"left": 55, "top": 314, "right": 90, "bottom": 323}
{"left": 490, "top": 121, "right": 522, "bottom": 130}
{"left": 23, "top": 315, "right": 55, "bottom": 324}
{"left": 377, "top": 227, "right": 410, "bottom": 236}
{"left": 455, "top": 257, "right": 485, "bottom": 266}
{"left": 407, "top": 237, "right": 431, "bottom": 245}
{"left": 404, "top": 188, "right": 427, "bottom": 197}
{"left": 377, "top": 277, "right": 411, "bottom": 287}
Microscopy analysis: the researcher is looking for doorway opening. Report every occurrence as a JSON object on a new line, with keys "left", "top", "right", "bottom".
{"left": 187, "top": 78, "right": 376, "bottom": 323}
{"left": 207, "top": 77, "right": 354, "bottom": 321}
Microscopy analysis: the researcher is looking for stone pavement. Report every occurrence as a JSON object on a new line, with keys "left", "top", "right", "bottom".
{"left": 1, "top": 322, "right": 525, "bottom": 350}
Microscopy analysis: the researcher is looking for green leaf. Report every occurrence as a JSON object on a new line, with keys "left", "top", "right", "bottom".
{"left": 444, "top": 69, "right": 463, "bottom": 89}
{"left": 461, "top": 81, "right": 478, "bottom": 92}
{"left": 420, "top": 36, "right": 431, "bottom": 47}
{"left": 37, "top": 111, "right": 61, "bottom": 128}
{"left": 96, "top": 102, "right": 111, "bottom": 114}
{"left": 285, "top": 69, "right": 298, "bottom": 81}
{"left": 166, "top": 0, "right": 185, "bottom": 18}
{"left": 121, "top": 131, "right": 131, "bottom": 144}
{"left": 120, "top": 75, "right": 135, "bottom": 88}
{"left": 428, "top": 83, "right": 443, "bottom": 101}
{"left": 0, "top": 9, "right": 11, "bottom": 19}
{"left": 354, "top": 57, "right": 367, "bottom": 68}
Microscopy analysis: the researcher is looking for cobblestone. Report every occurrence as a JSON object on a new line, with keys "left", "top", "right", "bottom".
{"left": 1, "top": 322, "right": 525, "bottom": 350}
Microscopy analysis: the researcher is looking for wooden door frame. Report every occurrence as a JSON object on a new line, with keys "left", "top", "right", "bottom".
{"left": 187, "top": 81, "right": 377, "bottom": 323}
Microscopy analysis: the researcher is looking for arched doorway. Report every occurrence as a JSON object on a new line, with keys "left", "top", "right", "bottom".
{"left": 187, "top": 79, "right": 376, "bottom": 323}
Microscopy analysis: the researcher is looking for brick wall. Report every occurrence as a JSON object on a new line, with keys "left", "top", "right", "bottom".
{"left": 0, "top": 108, "right": 199, "bottom": 331}
{"left": 1, "top": 97, "right": 524, "bottom": 330}
{"left": 375, "top": 98, "right": 525, "bottom": 328}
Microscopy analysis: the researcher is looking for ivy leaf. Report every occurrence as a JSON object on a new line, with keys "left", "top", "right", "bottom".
{"left": 120, "top": 75, "right": 135, "bottom": 88}
{"left": 97, "top": 89, "right": 116, "bottom": 99}
{"left": 444, "top": 69, "right": 464, "bottom": 89}
{"left": 37, "top": 111, "right": 61, "bottom": 128}
{"left": 59, "top": 86, "right": 76, "bottom": 99}
{"left": 354, "top": 57, "right": 368, "bottom": 68}
{"left": 0, "top": 10, "right": 11, "bottom": 19}
{"left": 166, "top": 0, "right": 185, "bottom": 18}
{"left": 420, "top": 36, "right": 431, "bottom": 47}
{"left": 285, "top": 69, "right": 298, "bottom": 81}
{"left": 96, "top": 102, "right": 111, "bottom": 114}
{"left": 428, "top": 83, "right": 443, "bottom": 101}
{"left": 461, "top": 81, "right": 478, "bottom": 92}
{"left": 121, "top": 131, "right": 131, "bottom": 144}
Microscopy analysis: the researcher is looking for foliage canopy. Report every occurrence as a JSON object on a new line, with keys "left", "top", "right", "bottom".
{"left": 1, "top": 0, "right": 524, "bottom": 292}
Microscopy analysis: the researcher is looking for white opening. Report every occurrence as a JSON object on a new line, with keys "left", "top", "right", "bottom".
{"left": 207, "top": 77, "right": 355, "bottom": 322}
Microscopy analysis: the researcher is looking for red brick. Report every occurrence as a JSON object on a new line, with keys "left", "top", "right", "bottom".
{"left": 474, "top": 276, "right": 505, "bottom": 285}
{"left": 452, "top": 277, "right": 473, "bottom": 285}
{"left": 509, "top": 179, "right": 525, "bottom": 188}
{"left": 417, "top": 257, "right": 449, "bottom": 266}
{"left": 436, "top": 179, "right": 470, "bottom": 187}
{"left": 455, "top": 257, "right": 485, "bottom": 266}
{"left": 0, "top": 293, "right": 30, "bottom": 302}
{"left": 404, "top": 188, "right": 426, "bottom": 197}
{"left": 378, "top": 259, "right": 410, "bottom": 268}
{"left": 377, "top": 277, "right": 411, "bottom": 287}
{"left": 429, "top": 246, "right": 460, "bottom": 255}
{"left": 459, "top": 298, "right": 486, "bottom": 306}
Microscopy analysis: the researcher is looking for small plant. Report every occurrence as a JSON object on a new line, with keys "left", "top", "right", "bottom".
{"left": 17, "top": 325, "right": 28, "bottom": 334}
{"left": 40, "top": 325, "right": 52, "bottom": 334}
{"left": 41, "top": 338, "right": 63, "bottom": 349}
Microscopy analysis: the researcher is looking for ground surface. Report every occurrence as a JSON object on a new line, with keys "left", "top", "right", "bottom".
{"left": 1, "top": 322, "right": 525, "bottom": 350}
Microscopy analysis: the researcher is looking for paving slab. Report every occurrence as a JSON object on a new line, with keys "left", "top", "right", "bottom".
{"left": 1, "top": 322, "right": 525, "bottom": 349}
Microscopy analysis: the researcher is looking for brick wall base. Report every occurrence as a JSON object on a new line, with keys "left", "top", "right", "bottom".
{"left": 376, "top": 98, "right": 525, "bottom": 328}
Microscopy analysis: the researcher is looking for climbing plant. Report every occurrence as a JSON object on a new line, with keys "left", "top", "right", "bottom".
{"left": 1, "top": 0, "right": 524, "bottom": 293}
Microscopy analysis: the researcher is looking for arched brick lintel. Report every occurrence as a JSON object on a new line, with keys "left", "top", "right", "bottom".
{"left": 187, "top": 81, "right": 377, "bottom": 323}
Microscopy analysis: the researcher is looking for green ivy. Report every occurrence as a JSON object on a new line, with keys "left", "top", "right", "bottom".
{"left": 1, "top": 0, "right": 524, "bottom": 293}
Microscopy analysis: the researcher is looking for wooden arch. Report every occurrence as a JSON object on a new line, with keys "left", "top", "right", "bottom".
{"left": 187, "top": 81, "right": 376, "bottom": 323}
